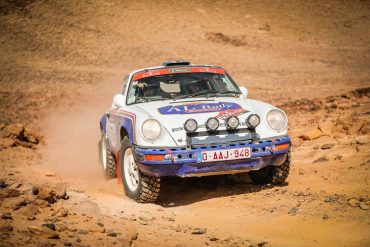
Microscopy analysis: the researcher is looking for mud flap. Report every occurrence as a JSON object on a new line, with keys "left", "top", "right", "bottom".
{"left": 117, "top": 149, "right": 122, "bottom": 184}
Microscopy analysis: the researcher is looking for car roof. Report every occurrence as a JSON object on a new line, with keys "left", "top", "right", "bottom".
{"left": 128, "top": 62, "right": 223, "bottom": 78}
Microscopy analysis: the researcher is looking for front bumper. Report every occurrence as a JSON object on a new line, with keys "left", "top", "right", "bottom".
{"left": 133, "top": 136, "right": 291, "bottom": 177}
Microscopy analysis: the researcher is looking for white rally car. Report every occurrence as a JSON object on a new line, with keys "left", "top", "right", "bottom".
{"left": 99, "top": 61, "right": 291, "bottom": 203}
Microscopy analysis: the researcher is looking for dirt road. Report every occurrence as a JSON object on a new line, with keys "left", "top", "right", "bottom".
{"left": 0, "top": 1, "right": 369, "bottom": 246}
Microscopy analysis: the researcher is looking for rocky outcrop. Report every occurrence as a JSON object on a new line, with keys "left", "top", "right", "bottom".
{"left": 0, "top": 124, "right": 42, "bottom": 149}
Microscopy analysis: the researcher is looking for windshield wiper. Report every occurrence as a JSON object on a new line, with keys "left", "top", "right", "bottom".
{"left": 149, "top": 97, "right": 174, "bottom": 102}
{"left": 173, "top": 90, "right": 219, "bottom": 100}
{"left": 220, "top": 91, "right": 242, "bottom": 95}
{"left": 136, "top": 96, "right": 174, "bottom": 103}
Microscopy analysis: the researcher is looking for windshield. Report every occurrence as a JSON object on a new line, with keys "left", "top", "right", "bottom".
{"left": 126, "top": 72, "right": 241, "bottom": 104}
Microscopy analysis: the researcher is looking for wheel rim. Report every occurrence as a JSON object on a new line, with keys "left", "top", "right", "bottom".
{"left": 123, "top": 148, "right": 139, "bottom": 191}
{"left": 101, "top": 137, "right": 107, "bottom": 170}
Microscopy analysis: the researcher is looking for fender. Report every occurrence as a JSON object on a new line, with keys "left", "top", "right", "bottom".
{"left": 112, "top": 110, "right": 136, "bottom": 144}
{"left": 100, "top": 114, "right": 107, "bottom": 134}
{"left": 114, "top": 110, "right": 136, "bottom": 184}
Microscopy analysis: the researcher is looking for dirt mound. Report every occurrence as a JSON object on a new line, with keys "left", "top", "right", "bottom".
{"left": 0, "top": 0, "right": 35, "bottom": 15}
{"left": 0, "top": 123, "right": 41, "bottom": 149}
{"left": 279, "top": 87, "right": 370, "bottom": 114}
{"left": 206, "top": 32, "right": 247, "bottom": 47}
{"left": 348, "top": 87, "right": 370, "bottom": 98}
{"left": 1, "top": 0, "right": 370, "bottom": 127}
{"left": 0, "top": 90, "right": 59, "bottom": 126}
{"left": 285, "top": 87, "right": 370, "bottom": 140}
{"left": 0, "top": 178, "right": 138, "bottom": 246}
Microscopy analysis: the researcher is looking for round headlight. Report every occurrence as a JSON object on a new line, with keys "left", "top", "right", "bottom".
{"left": 226, "top": 116, "right": 239, "bottom": 130}
{"left": 141, "top": 119, "right": 162, "bottom": 141}
{"left": 206, "top": 117, "right": 219, "bottom": 132}
{"left": 184, "top": 119, "right": 198, "bottom": 133}
{"left": 266, "top": 109, "right": 288, "bottom": 131}
{"left": 246, "top": 114, "right": 260, "bottom": 128}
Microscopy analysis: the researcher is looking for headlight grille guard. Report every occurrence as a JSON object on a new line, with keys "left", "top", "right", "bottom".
{"left": 185, "top": 127, "right": 259, "bottom": 148}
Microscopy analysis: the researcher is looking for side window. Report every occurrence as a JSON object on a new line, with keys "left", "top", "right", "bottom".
{"left": 221, "top": 77, "right": 234, "bottom": 91}
{"left": 122, "top": 75, "right": 129, "bottom": 95}
{"left": 127, "top": 81, "right": 137, "bottom": 104}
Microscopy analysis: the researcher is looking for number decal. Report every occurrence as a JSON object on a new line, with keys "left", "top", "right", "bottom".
{"left": 234, "top": 150, "right": 239, "bottom": 158}
{"left": 202, "top": 153, "right": 207, "bottom": 161}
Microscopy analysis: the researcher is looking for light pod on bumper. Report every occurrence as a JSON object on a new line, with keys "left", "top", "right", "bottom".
{"left": 246, "top": 114, "right": 260, "bottom": 128}
{"left": 184, "top": 119, "right": 198, "bottom": 133}
{"left": 226, "top": 116, "right": 239, "bottom": 130}
{"left": 206, "top": 117, "right": 219, "bottom": 132}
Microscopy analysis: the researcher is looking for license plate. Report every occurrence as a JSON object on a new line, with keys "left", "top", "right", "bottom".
{"left": 197, "top": 147, "right": 251, "bottom": 163}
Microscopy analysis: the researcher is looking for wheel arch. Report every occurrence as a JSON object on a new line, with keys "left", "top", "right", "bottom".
{"left": 119, "top": 116, "right": 135, "bottom": 144}
{"left": 120, "top": 127, "right": 129, "bottom": 141}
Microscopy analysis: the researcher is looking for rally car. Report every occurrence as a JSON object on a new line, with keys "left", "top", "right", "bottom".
{"left": 99, "top": 61, "right": 291, "bottom": 203}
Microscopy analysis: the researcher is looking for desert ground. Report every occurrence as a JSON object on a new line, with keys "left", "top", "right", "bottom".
{"left": 0, "top": 0, "right": 369, "bottom": 246}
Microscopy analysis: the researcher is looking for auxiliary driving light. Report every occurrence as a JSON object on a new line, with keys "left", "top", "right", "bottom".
{"left": 206, "top": 117, "right": 219, "bottom": 132}
{"left": 226, "top": 116, "right": 239, "bottom": 130}
{"left": 184, "top": 119, "right": 198, "bottom": 133}
{"left": 246, "top": 114, "right": 260, "bottom": 128}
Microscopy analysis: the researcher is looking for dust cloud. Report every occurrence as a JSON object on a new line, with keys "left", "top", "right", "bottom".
{"left": 40, "top": 79, "right": 120, "bottom": 186}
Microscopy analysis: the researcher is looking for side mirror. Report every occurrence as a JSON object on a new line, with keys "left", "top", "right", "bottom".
{"left": 239, "top": 87, "right": 248, "bottom": 99}
{"left": 112, "top": 94, "right": 125, "bottom": 108}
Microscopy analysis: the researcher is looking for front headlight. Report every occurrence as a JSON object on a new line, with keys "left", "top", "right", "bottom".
{"left": 141, "top": 119, "right": 162, "bottom": 141}
{"left": 266, "top": 109, "right": 288, "bottom": 131}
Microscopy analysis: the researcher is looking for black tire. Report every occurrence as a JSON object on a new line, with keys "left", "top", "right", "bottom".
{"left": 120, "top": 137, "right": 161, "bottom": 203}
{"left": 99, "top": 134, "right": 117, "bottom": 179}
{"left": 249, "top": 151, "right": 291, "bottom": 185}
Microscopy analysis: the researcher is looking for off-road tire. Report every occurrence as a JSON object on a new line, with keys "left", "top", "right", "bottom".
{"left": 249, "top": 151, "right": 291, "bottom": 185}
{"left": 120, "top": 137, "right": 161, "bottom": 203}
{"left": 99, "top": 134, "right": 117, "bottom": 179}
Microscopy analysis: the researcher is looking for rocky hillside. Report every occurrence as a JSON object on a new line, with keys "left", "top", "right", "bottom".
{"left": 0, "top": 0, "right": 369, "bottom": 126}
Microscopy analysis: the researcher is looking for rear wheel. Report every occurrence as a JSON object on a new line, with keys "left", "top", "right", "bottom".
{"left": 249, "top": 151, "right": 291, "bottom": 185}
{"left": 120, "top": 137, "right": 161, "bottom": 203}
{"left": 99, "top": 134, "right": 117, "bottom": 179}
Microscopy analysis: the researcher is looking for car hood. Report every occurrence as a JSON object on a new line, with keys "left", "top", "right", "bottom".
{"left": 133, "top": 97, "right": 284, "bottom": 146}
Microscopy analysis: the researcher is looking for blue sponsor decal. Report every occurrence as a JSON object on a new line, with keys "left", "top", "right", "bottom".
{"left": 158, "top": 102, "right": 241, "bottom": 115}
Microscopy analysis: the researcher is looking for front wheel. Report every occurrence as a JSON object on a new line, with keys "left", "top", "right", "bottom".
{"left": 120, "top": 137, "right": 161, "bottom": 203}
{"left": 249, "top": 151, "right": 291, "bottom": 185}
